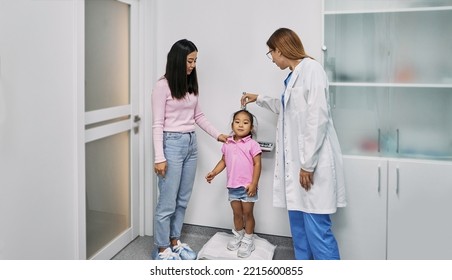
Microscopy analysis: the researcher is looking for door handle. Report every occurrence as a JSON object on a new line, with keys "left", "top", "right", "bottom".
{"left": 133, "top": 115, "right": 141, "bottom": 134}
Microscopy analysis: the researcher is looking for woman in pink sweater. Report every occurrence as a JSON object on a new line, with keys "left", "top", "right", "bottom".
{"left": 151, "top": 39, "right": 227, "bottom": 260}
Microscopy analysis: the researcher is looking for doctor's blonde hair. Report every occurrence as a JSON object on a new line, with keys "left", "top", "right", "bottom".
{"left": 267, "top": 28, "right": 313, "bottom": 61}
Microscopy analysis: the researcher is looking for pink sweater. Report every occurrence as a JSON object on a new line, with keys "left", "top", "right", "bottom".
{"left": 152, "top": 77, "right": 221, "bottom": 163}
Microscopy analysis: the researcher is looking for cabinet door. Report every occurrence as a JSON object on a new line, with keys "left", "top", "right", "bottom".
{"left": 330, "top": 86, "right": 389, "bottom": 156}
{"left": 324, "top": 12, "right": 388, "bottom": 83}
{"left": 324, "top": 3, "right": 452, "bottom": 160}
{"left": 388, "top": 87, "right": 452, "bottom": 159}
{"left": 331, "top": 156, "right": 387, "bottom": 259}
{"left": 387, "top": 160, "right": 452, "bottom": 259}
{"left": 324, "top": 4, "right": 452, "bottom": 85}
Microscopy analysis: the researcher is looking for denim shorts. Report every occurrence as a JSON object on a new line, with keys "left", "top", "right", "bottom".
{"left": 228, "top": 186, "right": 258, "bottom": 203}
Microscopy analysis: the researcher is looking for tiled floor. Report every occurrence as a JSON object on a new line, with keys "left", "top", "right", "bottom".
{"left": 112, "top": 224, "right": 294, "bottom": 260}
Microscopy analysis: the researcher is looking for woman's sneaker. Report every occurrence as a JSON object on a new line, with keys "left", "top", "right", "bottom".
{"left": 172, "top": 240, "right": 197, "bottom": 260}
{"left": 153, "top": 247, "right": 181, "bottom": 260}
{"left": 227, "top": 229, "right": 244, "bottom": 251}
{"left": 237, "top": 234, "right": 255, "bottom": 258}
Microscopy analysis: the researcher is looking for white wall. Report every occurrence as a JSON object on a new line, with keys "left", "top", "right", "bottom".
{"left": 0, "top": 0, "right": 79, "bottom": 259}
{"left": 153, "top": 0, "right": 322, "bottom": 236}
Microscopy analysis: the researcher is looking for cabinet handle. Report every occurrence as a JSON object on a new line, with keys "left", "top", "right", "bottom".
{"left": 378, "top": 129, "right": 381, "bottom": 153}
{"left": 396, "top": 167, "right": 400, "bottom": 195}
{"left": 331, "top": 89, "right": 336, "bottom": 109}
{"left": 378, "top": 165, "right": 381, "bottom": 193}
{"left": 396, "top": 128, "right": 399, "bottom": 154}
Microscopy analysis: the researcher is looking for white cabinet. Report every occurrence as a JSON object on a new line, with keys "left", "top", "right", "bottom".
{"left": 333, "top": 156, "right": 452, "bottom": 259}
{"left": 387, "top": 159, "right": 452, "bottom": 259}
{"left": 324, "top": 0, "right": 452, "bottom": 260}
{"left": 332, "top": 156, "right": 387, "bottom": 259}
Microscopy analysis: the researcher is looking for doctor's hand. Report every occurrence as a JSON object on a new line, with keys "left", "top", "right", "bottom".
{"left": 299, "top": 169, "right": 314, "bottom": 191}
{"left": 241, "top": 93, "right": 258, "bottom": 108}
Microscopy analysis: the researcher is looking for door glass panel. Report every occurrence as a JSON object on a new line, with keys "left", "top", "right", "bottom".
{"left": 85, "top": 131, "right": 131, "bottom": 258}
{"left": 85, "top": 0, "right": 130, "bottom": 112}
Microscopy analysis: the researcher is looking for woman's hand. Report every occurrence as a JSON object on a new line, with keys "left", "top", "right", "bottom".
{"left": 299, "top": 168, "right": 314, "bottom": 191}
{"left": 154, "top": 161, "right": 167, "bottom": 178}
{"left": 241, "top": 92, "right": 258, "bottom": 108}
{"left": 217, "top": 134, "right": 229, "bottom": 143}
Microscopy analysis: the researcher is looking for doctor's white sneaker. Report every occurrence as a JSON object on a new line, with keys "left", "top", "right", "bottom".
{"left": 227, "top": 229, "right": 244, "bottom": 251}
{"left": 237, "top": 234, "right": 255, "bottom": 258}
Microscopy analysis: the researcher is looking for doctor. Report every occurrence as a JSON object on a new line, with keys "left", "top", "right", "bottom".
{"left": 241, "top": 28, "right": 346, "bottom": 260}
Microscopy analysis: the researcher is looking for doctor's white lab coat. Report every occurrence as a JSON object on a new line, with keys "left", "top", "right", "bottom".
{"left": 256, "top": 58, "right": 346, "bottom": 214}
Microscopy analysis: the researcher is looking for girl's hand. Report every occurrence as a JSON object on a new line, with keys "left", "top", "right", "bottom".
{"left": 246, "top": 184, "right": 257, "bottom": 197}
{"left": 205, "top": 171, "right": 216, "bottom": 183}
{"left": 154, "top": 161, "right": 167, "bottom": 178}
{"left": 241, "top": 93, "right": 258, "bottom": 107}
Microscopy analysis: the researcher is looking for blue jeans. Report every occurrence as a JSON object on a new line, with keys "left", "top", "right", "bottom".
{"left": 288, "top": 210, "right": 340, "bottom": 260}
{"left": 154, "top": 131, "right": 198, "bottom": 248}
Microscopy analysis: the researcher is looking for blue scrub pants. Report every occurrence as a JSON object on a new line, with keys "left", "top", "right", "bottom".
{"left": 288, "top": 210, "right": 340, "bottom": 260}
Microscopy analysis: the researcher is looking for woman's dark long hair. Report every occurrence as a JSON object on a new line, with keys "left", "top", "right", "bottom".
{"left": 164, "top": 39, "right": 199, "bottom": 99}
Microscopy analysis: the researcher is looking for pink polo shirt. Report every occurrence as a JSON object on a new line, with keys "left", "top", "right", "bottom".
{"left": 222, "top": 135, "right": 262, "bottom": 189}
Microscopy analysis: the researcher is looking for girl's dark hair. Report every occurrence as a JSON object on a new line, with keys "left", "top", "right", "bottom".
{"left": 232, "top": 109, "right": 258, "bottom": 138}
{"left": 165, "top": 39, "right": 199, "bottom": 99}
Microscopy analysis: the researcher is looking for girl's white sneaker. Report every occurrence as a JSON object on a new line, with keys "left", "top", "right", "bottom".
{"left": 227, "top": 229, "right": 244, "bottom": 251}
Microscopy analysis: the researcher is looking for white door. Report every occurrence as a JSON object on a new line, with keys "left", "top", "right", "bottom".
{"left": 82, "top": 0, "right": 140, "bottom": 260}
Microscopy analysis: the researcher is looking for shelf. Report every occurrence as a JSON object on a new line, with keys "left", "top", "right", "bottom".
{"left": 329, "top": 82, "right": 452, "bottom": 89}
{"left": 324, "top": 0, "right": 452, "bottom": 14}
{"left": 324, "top": 6, "right": 452, "bottom": 15}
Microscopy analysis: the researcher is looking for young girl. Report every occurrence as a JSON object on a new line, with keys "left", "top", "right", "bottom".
{"left": 205, "top": 109, "right": 262, "bottom": 258}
